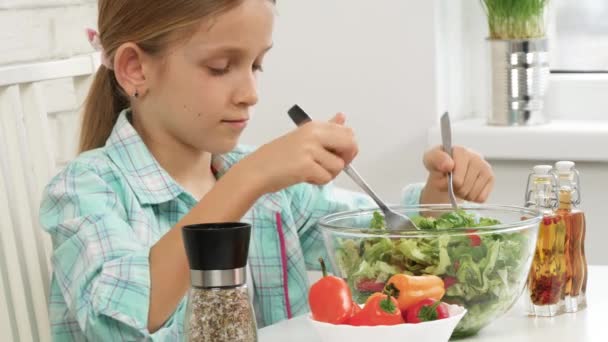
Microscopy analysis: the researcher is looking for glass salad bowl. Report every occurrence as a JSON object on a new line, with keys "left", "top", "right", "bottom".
{"left": 318, "top": 205, "right": 542, "bottom": 338}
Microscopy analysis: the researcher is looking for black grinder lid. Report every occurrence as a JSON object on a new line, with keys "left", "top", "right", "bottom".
{"left": 182, "top": 222, "right": 251, "bottom": 271}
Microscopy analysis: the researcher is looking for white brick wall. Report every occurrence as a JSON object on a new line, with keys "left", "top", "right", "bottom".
{"left": 1, "top": 1, "right": 98, "bottom": 166}
{"left": 0, "top": 0, "right": 97, "bottom": 66}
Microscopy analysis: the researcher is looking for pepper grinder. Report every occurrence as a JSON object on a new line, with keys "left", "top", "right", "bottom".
{"left": 182, "top": 222, "right": 257, "bottom": 342}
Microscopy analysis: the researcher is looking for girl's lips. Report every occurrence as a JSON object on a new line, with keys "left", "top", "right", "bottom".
{"left": 222, "top": 119, "right": 249, "bottom": 130}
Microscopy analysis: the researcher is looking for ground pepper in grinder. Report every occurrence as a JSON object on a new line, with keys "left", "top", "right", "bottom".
{"left": 182, "top": 222, "right": 257, "bottom": 342}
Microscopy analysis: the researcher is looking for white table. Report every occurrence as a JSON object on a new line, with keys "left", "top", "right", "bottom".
{"left": 260, "top": 266, "right": 608, "bottom": 342}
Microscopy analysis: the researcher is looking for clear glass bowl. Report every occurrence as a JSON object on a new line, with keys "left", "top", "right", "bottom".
{"left": 318, "top": 205, "right": 541, "bottom": 338}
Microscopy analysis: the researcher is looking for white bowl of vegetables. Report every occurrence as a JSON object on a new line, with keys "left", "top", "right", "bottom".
{"left": 307, "top": 258, "right": 467, "bottom": 342}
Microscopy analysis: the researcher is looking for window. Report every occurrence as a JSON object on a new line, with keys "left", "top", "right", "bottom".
{"left": 550, "top": 0, "right": 608, "bottom": 73}
{"left": 545, "top": 0, "right": 608, "bottom": 121}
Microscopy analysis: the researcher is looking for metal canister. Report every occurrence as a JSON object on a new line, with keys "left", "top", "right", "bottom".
{"left": 487, "top": 38, "right": 550, "bottom": 126}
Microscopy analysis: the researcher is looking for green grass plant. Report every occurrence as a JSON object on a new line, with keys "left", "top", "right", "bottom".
{"left": 481, "top": 0, "right": 548, "bottom": 39}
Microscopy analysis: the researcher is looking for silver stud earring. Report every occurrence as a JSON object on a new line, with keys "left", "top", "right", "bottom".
{"left": 132, "top": 90, "right": 139, "bottom": 98}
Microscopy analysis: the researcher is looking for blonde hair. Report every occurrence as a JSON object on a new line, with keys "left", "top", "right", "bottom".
{"left": 80, "top": 0, "right": 274, "bottom": 152}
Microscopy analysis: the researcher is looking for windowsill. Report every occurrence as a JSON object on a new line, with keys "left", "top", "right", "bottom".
{"left": 427, "top": 118, "right": 608, "bottom": 162}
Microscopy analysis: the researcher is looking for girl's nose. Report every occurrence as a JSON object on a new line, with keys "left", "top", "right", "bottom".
{"left": 235, "top": 71, "right": 259, "bottom": 107}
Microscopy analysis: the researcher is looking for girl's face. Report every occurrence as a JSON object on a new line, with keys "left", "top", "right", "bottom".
{"left": 139, "top": 0, "right": 275, "bottom": 154}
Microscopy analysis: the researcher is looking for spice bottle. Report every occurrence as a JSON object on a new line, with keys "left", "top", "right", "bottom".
{"left": 524, "top": 165, "right": 567, "bottom": 316}
{"left": 182, "top": 222, "right": 257, "bottom": 342}
{"left": 554, "top": 161, "right": 588, "bottom": 312}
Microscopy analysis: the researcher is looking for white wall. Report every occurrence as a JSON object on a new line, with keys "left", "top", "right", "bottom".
{"left": 0, "top": 0, "right": 96, "bottom": 66}
{"left": 0, "top": 0, "right": 97, "bottom": 169}
{"left": 242, "top": 0, "right": 442, "bottom": 202}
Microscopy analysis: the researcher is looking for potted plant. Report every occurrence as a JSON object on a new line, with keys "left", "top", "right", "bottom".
{"left": 482, "top": 0, "right": 551, "bottom": 126}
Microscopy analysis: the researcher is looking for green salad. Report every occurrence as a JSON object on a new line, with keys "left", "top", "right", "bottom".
{"left": 333, "top": 210, "right": 532, "bottom": 336}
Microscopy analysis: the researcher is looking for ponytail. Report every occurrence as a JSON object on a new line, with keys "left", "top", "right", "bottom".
{"left": 78, "top": 67, "right": 128, "bottom": 153}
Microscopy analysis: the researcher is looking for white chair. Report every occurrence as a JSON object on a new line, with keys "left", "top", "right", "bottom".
{"left": 0, "top": 53, "right": 99, "bottom": 342}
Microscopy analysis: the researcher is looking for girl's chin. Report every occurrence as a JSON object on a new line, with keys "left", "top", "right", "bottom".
{"left": 205, "top": 138, "right": 240, "bottom": 155}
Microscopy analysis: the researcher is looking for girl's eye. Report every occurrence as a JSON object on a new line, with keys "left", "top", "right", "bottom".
{"left": 253, "top": 64, "right": 264, "bottom": 73}
{"left": 208, "top": 66, "right": 230, "bottom": 76}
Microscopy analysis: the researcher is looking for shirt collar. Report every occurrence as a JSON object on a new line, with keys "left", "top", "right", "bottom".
{"left": 105, "top": 109, "right": 185, "bottom": 204}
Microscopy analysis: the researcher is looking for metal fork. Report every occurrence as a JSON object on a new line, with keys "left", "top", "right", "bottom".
{"left": 287, "top": 104, "right": 418, "bottom": 231}
{"left": 441, "top": 112, "right": 459, "bottom": 210}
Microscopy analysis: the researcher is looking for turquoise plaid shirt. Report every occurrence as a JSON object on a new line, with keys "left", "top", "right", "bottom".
{"left": 40, "top": 109, "right": 423, "bottom": 341}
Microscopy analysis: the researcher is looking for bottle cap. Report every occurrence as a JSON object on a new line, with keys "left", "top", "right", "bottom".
{"left": 533, "top": 165, "right": 552, "bottom": 175}
{"left": 555, "top": 161, "right": 575, "bottom": 174}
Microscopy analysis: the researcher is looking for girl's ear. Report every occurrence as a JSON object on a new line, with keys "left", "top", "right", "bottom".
{"left": 113, "top": 42, "right": 149, "bottom": 98}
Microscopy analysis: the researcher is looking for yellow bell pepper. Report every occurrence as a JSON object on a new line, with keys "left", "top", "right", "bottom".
{"left": 385, "top": 274, "right": 445, "bottom": 311}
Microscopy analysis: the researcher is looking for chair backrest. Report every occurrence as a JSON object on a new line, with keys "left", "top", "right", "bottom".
{"left": 0, "top": 54, "right": 99, "bottom": 342}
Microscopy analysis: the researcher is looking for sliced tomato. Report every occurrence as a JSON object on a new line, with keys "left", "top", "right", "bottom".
{"left": 355, "top": 279, "right": 386, "bottom": 293}
{"left": 443, "top": 276, "right": 458, "bottom": 289}
{"left": 466, "top": 229, "right": 481, "bottom": 247}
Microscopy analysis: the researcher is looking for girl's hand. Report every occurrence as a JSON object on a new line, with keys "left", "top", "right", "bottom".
{"left": 239, "top": 113, "right": 357, "bottom": 194}
{"left": 420, "top": 146, "right": 494, "bottom": 204}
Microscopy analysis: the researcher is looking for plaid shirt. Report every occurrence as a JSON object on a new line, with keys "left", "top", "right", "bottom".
{"left": 40, "top": 110, "right": 423, "bottom": 341}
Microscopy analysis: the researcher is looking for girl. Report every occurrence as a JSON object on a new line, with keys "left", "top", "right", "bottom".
{"left": 40, "top": 0, "right": 495, "bottom": 340}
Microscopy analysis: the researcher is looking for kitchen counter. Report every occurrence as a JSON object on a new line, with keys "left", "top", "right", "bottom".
{"left": 259, "top": 266, "right": 607, "bottom": 342}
